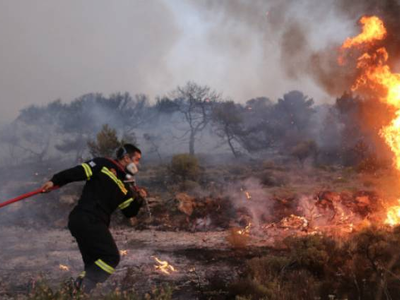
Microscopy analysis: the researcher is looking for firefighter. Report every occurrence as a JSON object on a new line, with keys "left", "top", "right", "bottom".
{"left": 41, "top": 144, "right": 146, "bottom": 293}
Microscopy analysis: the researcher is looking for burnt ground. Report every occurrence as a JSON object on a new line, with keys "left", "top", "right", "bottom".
{"left": 2, "top": 161, "right": 400, "bottom": 299}
{"left": 0, "top": 226, "right": 276, "bottom": 299}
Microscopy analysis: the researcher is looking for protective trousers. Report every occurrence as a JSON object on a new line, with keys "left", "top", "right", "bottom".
{"left": 68, "top": 209, "right": 120, "bottom": 293}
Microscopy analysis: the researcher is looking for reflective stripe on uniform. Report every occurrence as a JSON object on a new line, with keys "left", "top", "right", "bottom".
{"left": 118, "top": 198, "right": 134, "bottom": 210}
{"left": 101, "top": 167, "right": 128, "bottom": 195}
{"left": 81, "top": 163, "right": 93, "bottom": 179}
{"left": 94, "top": 259, "right": 115, "bottom": 274}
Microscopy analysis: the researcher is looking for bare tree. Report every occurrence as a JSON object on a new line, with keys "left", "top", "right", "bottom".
{"left": 170, "top": 81, "right": 221, "bottom": 155}
{"left": 211, "top": 101, "right": 244, "bottom": 157}
{"left": 106, "top": 92, "right": 148, "bottom": 137}
{"left": 143, "top": 133, "right": 163, "bottom": 163}
{"left": 8, "top": 101, "right": 64, "bottom": 163}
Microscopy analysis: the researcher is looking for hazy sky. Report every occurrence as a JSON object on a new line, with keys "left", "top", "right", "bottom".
{"left": 0, "top": 0, "right": 356, "bottom": 123}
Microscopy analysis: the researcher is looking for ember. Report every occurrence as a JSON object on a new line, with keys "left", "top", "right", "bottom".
{"left": 152, "top": 256, "right": 177, "bottom": 275}
{"left": 279, "top": 214, "right": 308, "bottom": 230}
{"left": 240, "top": 188, "right": 252, "bottom": 200}
{"left": 237, "top": 222, "right": 252, "bottom": 235}
{"left": 59, "top": 264, "right": 69, "bottom": 271}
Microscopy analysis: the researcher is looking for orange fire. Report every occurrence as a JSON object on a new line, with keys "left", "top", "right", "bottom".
{"left": 237, "top": 222, "right": 252, "bottom": 235}
{"left": 340, "top": 15, "right": 400, "bottom": 225}
{"left": 385, "top": 200, "right": 400, "bottom": 226}
{"left": 59, "top": 264, "right": 69, "bottom": 271}
{"left": 120, "top": 250, "right": 128, "bottom": 256}
{"left": 152, "top": 256, "right": 177, "bottom": 275}
{"left": 342, "top": 16, "right": 386, "bottom": 50}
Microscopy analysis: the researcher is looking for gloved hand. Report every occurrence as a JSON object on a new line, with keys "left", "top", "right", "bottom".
{"left": 135, "top": 194, "right": 145, "bottom": 207}
{"left": 41, "top": 181, "right": 54, "bottom": 193}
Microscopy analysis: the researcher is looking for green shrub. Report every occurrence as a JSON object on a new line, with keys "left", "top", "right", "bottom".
{"left": 87, "top": 124, "right": 136, "bottom": 157}
{"left": 284, "top": 235, "right": 331, "bottom": 276}
{"left": 170, "top": 154, "right": 199, "bottom": 182}
{"left": 246, "top": 256, "right": 291, "bottom": 282}
{"left": 230, "top": 230, "right": 400, "bottom": 300}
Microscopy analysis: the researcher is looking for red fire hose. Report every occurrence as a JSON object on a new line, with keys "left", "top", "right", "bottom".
{"left": 0, "top": 186, "right": 59, "bottom": 209}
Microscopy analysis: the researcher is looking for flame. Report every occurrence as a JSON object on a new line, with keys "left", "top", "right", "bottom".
{"left": 152, "top": 256, "right": 177, "bottom": 275}
{"left": 59, "top": 264, "right": 69, "bottom": 271}
{"left": 340, "top": 16, "right": 400, "bottom": 225}
{"left": 120, "top": 250, "right": 128, "bottom": 256}
{"left": 342, "top": 16, "right": 386, "bottom": 50}
{"left": 385, "top": 200, "right": 400, "bottom": 226}
{"left": 237, "top": 222, "right": 252, "bottom": 235}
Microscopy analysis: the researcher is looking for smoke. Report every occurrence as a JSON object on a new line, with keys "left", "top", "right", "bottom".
{"left": 187, "top": 0, "right": 400, "bottom": 97}
{"left": 222, "top": 177, "right": 275, "bottom": 228}
{"left": 0, "top": 0, "right": 180, "bottom": 122}
{"left": 3, "top": 1, "right": 400, "bottom": 124}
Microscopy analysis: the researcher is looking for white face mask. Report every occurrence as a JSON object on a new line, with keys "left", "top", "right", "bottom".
{"left": 126, "top": 162, "right": 138, "bottom": 175}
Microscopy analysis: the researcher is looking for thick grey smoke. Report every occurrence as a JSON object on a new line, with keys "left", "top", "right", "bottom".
{"left": 0, "top": 0, "right": 345, "bottom": 124}
{"left": 0, "top": 0, "right": 180, "bottom": 121}
{"left": 187, "top": 0, "right": 400, "bottom": 96}
{"left": 185, "top": 0, "right": 350, "bottom": 97}
{"left": 3, "top": 0, "right": 400, "bottom": 124}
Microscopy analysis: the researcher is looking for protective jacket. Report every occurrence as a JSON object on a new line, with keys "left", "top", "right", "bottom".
{"left": 51, "top": 157, "right": 142, "bottom": 225}
{"left": 50, "top": 157, "right": 143, "bottom": 291}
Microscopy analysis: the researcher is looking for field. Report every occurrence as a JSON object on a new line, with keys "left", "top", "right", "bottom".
{"left": 1, "top": 158, "right": 400, "bottom": 299}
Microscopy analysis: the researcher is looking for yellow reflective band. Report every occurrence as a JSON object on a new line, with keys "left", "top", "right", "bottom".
{"left": 95, "top": 259, "right": 115, "bottom": 274}
{"left": 82, "top": 163, "right": 92, "bottom": 178}
{"left": 78, "top": 271, "right": 86, "bottom": 278}
{"left": 81, "top": 163, "right": 92, "bottom": 179}
{"left": 119, "top": 198, "right": 134, "bottom": 210}
{"left": 101, "top": 167, "right": 128, "bottom": 195}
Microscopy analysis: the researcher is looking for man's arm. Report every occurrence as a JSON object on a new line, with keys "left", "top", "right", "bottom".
{"left": 41, "top": 158, "right": 102, "bottom": 192}
{"left": 119, "top": 192, "right": 144, "bottom": 218}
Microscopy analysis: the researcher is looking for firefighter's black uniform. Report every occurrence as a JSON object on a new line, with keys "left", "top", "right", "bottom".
{"left": 50, "top": 157, "right": 142, "bottom": 290}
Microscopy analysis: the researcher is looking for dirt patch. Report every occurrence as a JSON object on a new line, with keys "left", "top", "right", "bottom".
{"left": 0, "top": 226, "right": 275, "bottom": 299}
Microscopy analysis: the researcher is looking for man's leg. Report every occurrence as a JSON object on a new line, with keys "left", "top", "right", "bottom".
{"left": 79, "top": 225, "right": 120, "bottom": 293}
{"left": 68, "top": 210, "right": 120, "bottom": 293}
{"left": 68, "top": 210, "right": 94, "bottom": 290}
{"left": 69, "top": 213, "right": 120, "bottom": 293}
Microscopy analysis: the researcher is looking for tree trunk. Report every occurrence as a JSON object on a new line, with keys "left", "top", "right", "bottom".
{"left": 189, "top": 132, "right": 195, "bottom": 155}
{"left": 227, "top": 136, "right": 239, "bottom": 158}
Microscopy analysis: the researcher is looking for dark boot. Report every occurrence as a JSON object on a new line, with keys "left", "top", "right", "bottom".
{"left": 81, "top": 277, "right": 98, "bottom": 294}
